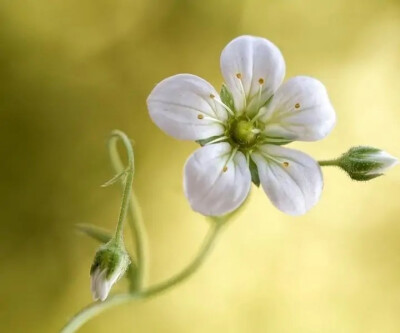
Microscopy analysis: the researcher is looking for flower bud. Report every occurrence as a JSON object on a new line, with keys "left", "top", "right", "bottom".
{"left": 337, "top": 146, "right": 398, "bottom": 181}
{"left": 90, "top": 240, "right": 130, "bottom": 301}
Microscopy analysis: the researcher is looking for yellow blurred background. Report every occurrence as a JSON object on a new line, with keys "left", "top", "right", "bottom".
{"left": 1, "top": 0, "right": 400, "bottom": 332}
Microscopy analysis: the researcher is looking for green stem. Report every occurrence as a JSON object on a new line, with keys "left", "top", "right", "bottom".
{"left": 109, "top": 130, "right": 135, "bottom": 241}
{"left": 61, "top": 220, "right": 225, "bottom": 333}
{"left": 108, "top": 130, "right": 148, "bottom": 290}
{"left": 318, "top": 159, "right": 339, "bottom": 167}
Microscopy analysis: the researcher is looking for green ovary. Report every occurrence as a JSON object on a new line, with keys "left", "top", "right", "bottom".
{"left": 230, "top": 119, "right": 259, "bottom": 147}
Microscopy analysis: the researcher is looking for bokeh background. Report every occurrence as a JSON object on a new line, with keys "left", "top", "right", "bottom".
{"left": 1, "top": 0, "right": 400, "bottom": 332}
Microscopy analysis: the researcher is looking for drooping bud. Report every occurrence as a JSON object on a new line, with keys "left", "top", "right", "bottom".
{"left": 336, "top": 146, "right": 398, "bottom": 181}
{"left": 90, "top": 240, "right": 130, "bottom": 301}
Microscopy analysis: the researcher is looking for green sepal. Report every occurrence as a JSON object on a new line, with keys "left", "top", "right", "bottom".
{"left": 345, "top": 146, "right": 381, "bottom": 156}
{"left": 338, "top": 158, "right": 382, "bottom": 174}
{"left": 78, "top": 224, "right": 137, "bottom": 281}
{"left": 337, "top": 146, "right": 383, "bottom": 180}
{"left": 249, "top": 157, "right": 260, "bottom": 187}
{"left": 348, "top": 172, "right": 383, "bottom": 182}
{"left": 220, "top": 84, "right": 235, "bottom": 112}
{"left": 90, "top": 240, "right": 130, "bottom": 279}
{"left": 90, "top": 241, "right": 117, "bottom": 276}
{"left": 196, "top": 135, "right": 223, "bottom": 147}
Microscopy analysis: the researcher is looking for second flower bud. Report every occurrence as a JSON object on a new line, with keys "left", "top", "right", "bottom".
{"left": 336, "top": 146, "right": 398, "bottom": 181}
{"left": 90, "top": 240, "right": 130, "bottom": 301}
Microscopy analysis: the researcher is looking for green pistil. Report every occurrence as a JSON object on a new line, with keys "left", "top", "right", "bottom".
{"left": 230, "top": 119, "right": 259, "bottom": 147}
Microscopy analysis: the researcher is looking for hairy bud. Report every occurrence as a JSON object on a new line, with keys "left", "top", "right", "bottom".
{"left": 337, "top": 146, "right": 398, "bottom": 181}
{"left": 90, "top": 240, "right": 130, "bottom": 301}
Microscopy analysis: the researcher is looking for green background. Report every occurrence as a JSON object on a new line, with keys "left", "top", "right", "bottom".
{"left": 1, "top": 0, "right": 400, "bottom": 332}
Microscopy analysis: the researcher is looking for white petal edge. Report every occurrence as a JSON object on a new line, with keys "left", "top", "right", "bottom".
{"left": 366, "top": 151, "right": 399, "bottom": 175}
{"left": 90, "top": 268, "right": 101, "bottom": 300}
{"left": 251, "top": 145, "right": 323, "bottom": 216}
{"left": 260, "top": 76, "right": 336, "bottom": 141}
{"left": 184, "top": 142, "right": 251, "bottom": 216}
{"left": 220, "top": 35, "right": 285, "bottom": 115}
{"left": 93, "top": 269, "right": 110, "bottom": 301}
{"left": 147, "top": 74, "right": 228, "bottom": 141}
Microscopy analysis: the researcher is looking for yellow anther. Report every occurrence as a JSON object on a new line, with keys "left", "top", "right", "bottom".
{"left": 283, "top": 162, "right": 289, "bottom": 168}
{"left": 295, "top": 103, "right": 300, "bottom": 109}
{"left": 236, "top": 73, "right": 242, "bottom": 79}
{"left": 210, "top": 93, "right": 215, "bottom": 98}
{"left": 222, "top": 166, "right": 228, "bottom": 172}
{"left": 258, "top": 78, "right": 264, "bottom": 84}
{"left": 197, "top": 114, "right": 204, "bottom": 120}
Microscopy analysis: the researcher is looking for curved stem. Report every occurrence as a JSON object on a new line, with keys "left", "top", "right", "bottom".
{"left": 60, "top": 294, "right": 134, "bottom": 333}
{"left": 61, "top": 220, "right": 225, "bottom": 333}
{"left": 109, "top": 130, "right": 134, "bottom": 241}
{"left": 108, "top": 130, "right": 148, "bottom": 290}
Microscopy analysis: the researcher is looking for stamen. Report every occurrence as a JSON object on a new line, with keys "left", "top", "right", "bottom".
{"left": 222, "top": 147, "right": 239, "bottom": 173}
{"left": 295, "top": 103, "right": 300, "bottom": 109}
{"left": 197, "top": 114, "right": 204, "bottom": 119}
{"left": 250, "top": 109, "right": 265, "bottom": 124}
{"left": 256, "top": 81, "right": 263, "bottom": 109}
{"left": 250, "top": 78, "right": 266, "bottom": 123}
{"left": 211, "top": 95, "right": 234, "bottom": 116}
{"left": 235, "top": 73, "right": 247, "bottom": 110}
{"left": 202, "top": 116, "right": 225, "bottom": 125}
{"left": 264, "top": 154, "right": 285, "bottom": 166}
{"left": 205, "top": 136, "right": 228, "bottom": 145}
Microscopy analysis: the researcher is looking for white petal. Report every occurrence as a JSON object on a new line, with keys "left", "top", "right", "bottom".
{"left": 147, "top": 74, "right": 228, "bottom": 140}
{"left": 220, "top": 35, "right": 285, "bottom": 115}
{"left": 366, "top": 151, "right": 399, "bottom": 175}
{"left": 100, "top": 282, "right": 112, "bottom": 302}
{"left": 108, "top": 269, "right": 122, "bottom": 287}
{"left": 90, "top": 268, "right": 100, "bottom": 300}
{"left": 251, "top": 145, "right": 323, "bottom": 216}
{"left": 91, "top": 268, "right": 106, "bottom": 301}
{"left": 260, "top": 76, "right": 336, "bottom": 141}
{"left": 184, "top": 142, "right": 251, "bottom": 216}
{"left": 96, "top": 270, "right": 110, "bottom": 301}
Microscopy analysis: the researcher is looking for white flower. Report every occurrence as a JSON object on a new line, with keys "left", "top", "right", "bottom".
{"left": 147, "top": 35, "right": 336, "bottom": 216}
{"left": 90, "top": 242, "right": 130, "bottom": 301}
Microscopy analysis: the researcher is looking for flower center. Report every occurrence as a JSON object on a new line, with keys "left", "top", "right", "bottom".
{"left": 230, "top": 119, "right": 259, "bottom": 148}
